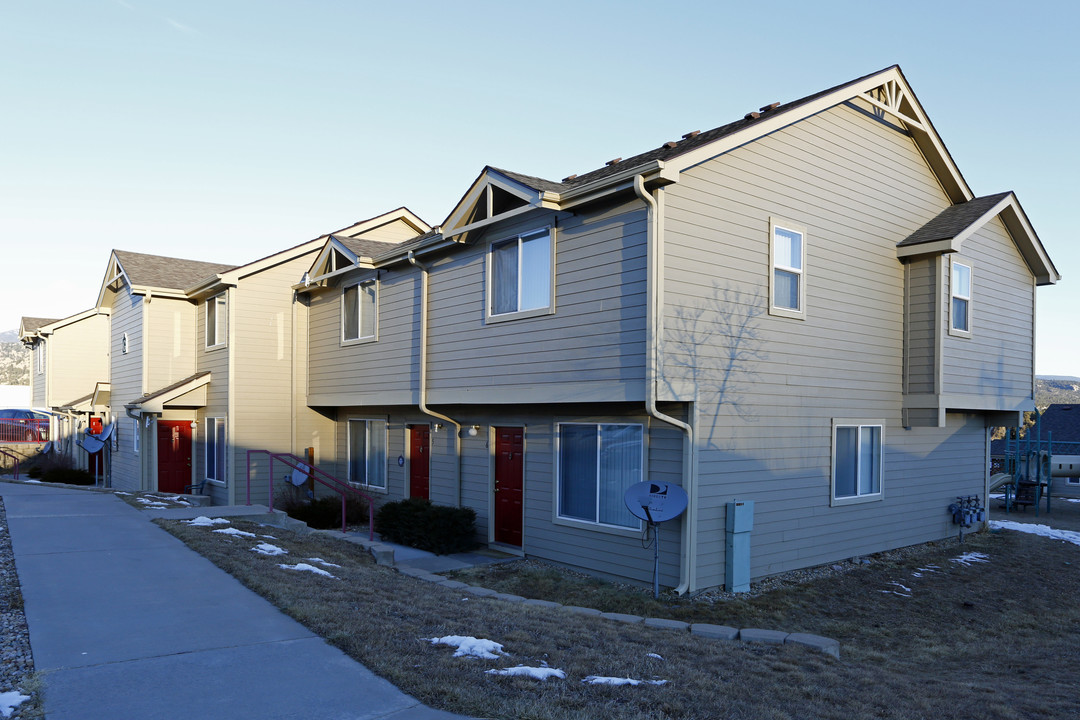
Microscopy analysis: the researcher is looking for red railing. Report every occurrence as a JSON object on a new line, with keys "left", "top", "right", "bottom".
{"left": 246, "top": 450, "right": 374, "bottom": 540}
{"left": 0, "top": 419, "right": 49, "bottom": 443}
{"left": 0, "top": 449, "right": 19, "bottom": 479}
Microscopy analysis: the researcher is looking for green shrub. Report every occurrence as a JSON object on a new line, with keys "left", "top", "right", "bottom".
{"left": 375, "top": 498, "right": 477, "bottom": 555}
{"left": 26, "top": 465, "right": 43, "bottom": 479}
{"left": 276, "top": 492, "right": 369, "bottom": 530}
{"left": 41, "top": 467, "right": 96, "bottom": 486}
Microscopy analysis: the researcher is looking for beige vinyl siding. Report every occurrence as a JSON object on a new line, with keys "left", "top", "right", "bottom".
{"left": 357, "top": 221, "right": 424, "bottom": 244}
{"left": 144, "top": 298, "right": 197, "bottom": 393}
{"left": 662, "top": 101, "right": 977, "bottom": 586}
{"left": 197, "top": 292, "right": 230, "bottom": 505}
{"left": 233, "top": 252, "right": 319, "bottom": 507}
{"left": 108, "top": 293, "right": 144, "bottom": 491}
{"left": 46, "top": 314, "right": 109, "bottom": 408}
{"left": 940, "top": 218, "right": 1035, "bottom": 401}
{"left": 904, "top": 257, "right": 938, "bottom": 395}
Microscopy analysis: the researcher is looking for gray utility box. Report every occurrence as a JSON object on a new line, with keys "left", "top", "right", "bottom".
{"left": 725, "top": 500, "right": 754, "bottom": 593}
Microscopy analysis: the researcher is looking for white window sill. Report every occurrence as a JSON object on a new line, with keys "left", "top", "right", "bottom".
{"left": 768, "top": 305, "right": 805, "bottom": 320}
{"left": 831, "top": 492, "right": 883, "bottom": 507}
{"left": 553, "top": 515, "right": 641, "bottom": 537}
{"left": 341, "top": 335, "right": 377, "bottom": 348}
{"left": 486, "top": 306, "right": 554, "bottom": 324}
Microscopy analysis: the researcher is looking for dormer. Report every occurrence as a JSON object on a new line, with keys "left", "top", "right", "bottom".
{"left": 440, "top": 167, "right": 562, "bottom": 244}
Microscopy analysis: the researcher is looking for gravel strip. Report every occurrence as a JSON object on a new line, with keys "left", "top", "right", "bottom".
{"left": 0, "top": 496, "right": 40, "bottom": 719}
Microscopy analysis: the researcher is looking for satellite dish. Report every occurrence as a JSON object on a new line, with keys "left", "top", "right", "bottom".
{"left": 624, "top": 481, "right": 688, "bottom": 523}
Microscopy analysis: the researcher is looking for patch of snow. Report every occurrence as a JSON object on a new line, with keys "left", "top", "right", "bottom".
{"left": 1062, "top": 497, "right": 1080, "bottom": 504}
{"left": 486, "top": 666, "right": 565, "bottom": 680}
{"left": 279, "top": 562, "right": 337, "bottom": 579}
{"left": 114, "top": 491, "right": 131, "bottom": 495}
{"left": 645, "top": 653, "right": 664, "bottom": 661}
{"left": 185, "top": 516, "right": 230, "bottom": 527}
{"left": 0, "top": 690, "right": 31, "bottom": 717}
{"left": 951, "top": 551, "right": 990, "bottom": 567}
{"left": 23, "top": 479, "right": 42, "bottom": 484}
{"left": 989, "top": 520, "right": 1080, "bottom": 547}
{"left": 213, "top": 527, "right": 256, "bottom": 538}
{"left": 260, "top": 534, "right": 278, "bottom": 539}
{"left": 427, "top": 635, "right": 507, "bottom": 659}
{"left": 306, "top": 557, "right": 341, "bottom": 568}
{"left": 582, "top": 676, "right": 668, "bottom": 686}
{"left": 887, "top": 582, "right": 912, "bottom": 593}
{"left": 252, "top": 543, "right": 288, "bottom": 556}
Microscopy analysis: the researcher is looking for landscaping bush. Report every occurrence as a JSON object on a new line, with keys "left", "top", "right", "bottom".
{"left": 26, "top": 465, "right": 43, "bottom": 479}
{"left": 374, "top": 498, "right": 477, "bottom": 555}
{"left": 276, "top": 491, "right": 369, "bottom": 530}
{"left": 41, "top": 467, "right": 96, "bottom": 486}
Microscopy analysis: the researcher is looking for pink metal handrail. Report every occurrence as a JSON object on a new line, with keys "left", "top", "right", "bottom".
{"left": 0, "top": 449, "right": 18, "bottom": 480}
{"left": 246, "top": 449, "right": 374, "bottom": 540}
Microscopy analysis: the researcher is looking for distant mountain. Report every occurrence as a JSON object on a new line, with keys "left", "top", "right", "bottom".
{"left": 0, "top": 329, "right": 18, "bottom": 343}
{"left": 1036, "top": 376, "right": 1080, "bottom": 410}
{"left": 0, "top": 341, "right": 28, "bottom": 385}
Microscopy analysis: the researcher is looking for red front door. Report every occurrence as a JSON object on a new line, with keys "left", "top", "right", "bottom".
{"left": 157, "top": 421, "right": 192, "bottom": 494}
{"left": 493, "top": 426, "right": 524, "bottom": 546}
{"left": 88, "top": 417, "right": 104, "bottom": 477}
{"left": 409, "top": 425, "right": 430, "bottom": 500}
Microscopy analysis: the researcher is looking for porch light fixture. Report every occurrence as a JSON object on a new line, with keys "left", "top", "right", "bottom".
{"left": 467, "top": 425, "right": 480, "bottom": 437}
{"left": 432, "top": 423, "right": 443, "bottom": 433}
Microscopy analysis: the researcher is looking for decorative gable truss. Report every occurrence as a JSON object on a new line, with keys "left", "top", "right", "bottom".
{"left": 441, "top": 167, "right": 561, "bottom": 243}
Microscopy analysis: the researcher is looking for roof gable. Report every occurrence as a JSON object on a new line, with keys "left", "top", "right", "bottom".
{"left": 96, "top": 250, "right": 236, "bottom": 306}
{"left": 898, "top": 192, "right": 1059, "bottom": 285}
{"left": 302, "top": 208, "right": 433, "bottom": 286}
{"left": 440, "top": 167, "right": 561, "bottom": 242}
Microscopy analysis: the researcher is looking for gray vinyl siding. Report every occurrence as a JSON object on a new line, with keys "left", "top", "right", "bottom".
{"left": 31, "top": 343, "right": 45, "bottom": 407}
{"left": 904, "top": 257, "right": 938, "bottom": 395}
{"left": 941, "top": 218, "right": 1035, "bottom": 402}
{"left": 661, "top": 101, "right": 981, "bottom": 586}
{"left": 307, "top": 201, "right": 647, "bottom": 406}
{"left": 108, "top": 292, "right": 144, "bottom": 491}
{"left": 307, "top": 270, "right": 417, "bottom": 405}
{"left": 197, "top": 291, "right": 230, "bottom": 506}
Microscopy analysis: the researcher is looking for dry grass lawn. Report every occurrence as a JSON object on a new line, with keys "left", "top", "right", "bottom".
{"left": 157, "top": 514, "right": 1080, "bottom": 720}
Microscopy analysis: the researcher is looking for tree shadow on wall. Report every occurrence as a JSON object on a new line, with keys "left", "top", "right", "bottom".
{"left": 660, "top": 284, "right": 766, "bottom": 451}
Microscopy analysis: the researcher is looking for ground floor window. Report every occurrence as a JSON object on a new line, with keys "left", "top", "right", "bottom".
{"left": 1067, "top": 477, "right": 1080, "bottom": 486}
{"left": 557, "top": 423, "right": 643, "bottom": 529}
{"left": 832, "top": 420, "right": 883, "bottom": 504}
{"left": 348, "top": 418, "right": 387, "bottom": 489}
{"left": 206, "top": 417, "right": 226, "bottom": 482}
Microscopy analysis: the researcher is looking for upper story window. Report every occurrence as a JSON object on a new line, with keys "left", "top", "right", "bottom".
{"left": 34, "top": 342, "right": 45, "bottom": 374}
{"left": 831, "top": 420, "right": 883, "bottom": 506}
{"left": 342, "top": 279, "right": 377, "bottom": 344}
{"left": 488, "top": 228, "right": 553, "bottom": 321}
{"left": 950, "top": 259, "right": 972, "bottom": 337}
{"left": 206, "top": 293, "right": 227, "bottom": 349}
{"left": 121, "top": 333, "right": 129, "bottom": 354}
{"left": 769, "top": 218, "right": 806, "bottom": 320}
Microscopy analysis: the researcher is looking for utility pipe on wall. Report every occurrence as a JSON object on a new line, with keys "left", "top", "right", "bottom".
{"left": 407, "top": 251, "right": 463, "bottom": 506}
{"left": 634, "top": 175, "right": 697, "bottom": 595}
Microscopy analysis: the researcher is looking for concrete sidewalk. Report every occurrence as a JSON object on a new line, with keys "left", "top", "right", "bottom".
{"left": 1, "top": 482, "right": 477, "bottom": 720}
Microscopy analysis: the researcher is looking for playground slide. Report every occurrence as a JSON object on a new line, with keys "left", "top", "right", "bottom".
{"left": 989, "top": 473, "right": 1014, "bottom": 492}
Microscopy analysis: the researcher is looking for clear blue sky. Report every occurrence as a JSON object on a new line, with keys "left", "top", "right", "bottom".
{"left": 2, "top": 1, "right": 1076, "bottom": 374}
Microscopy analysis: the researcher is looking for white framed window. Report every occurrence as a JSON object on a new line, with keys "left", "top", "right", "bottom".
{"left": 1066, "top": 477, "right": 1079, "bottom": 486}
{"left": 487, "top": 227, "right": 554, "bottom": 321}
{"left": 831, "top": 419, "right": 884, "bottom": 506}
{"left": 950, "top": 258, "right": 972, "bottom": 337}
{"left": 347, "top": 418, "right": 387, "bottom": 489}
{"left": 769, "top": 218, "right": 806, "bottom": 319}
{"left": 556, "top": 423, "right": 643, "bottom": 529}
{"left": 341, "top": 279, "right": 377, "bottom": 344}
{"left": 206, "top": 417, "right": 226, "bottom": 483}
{"left": 132, "top": 418, "right": 139, "bottom": 454}
{"left": 206, "top": 293, "right": 227, "bottom": 348}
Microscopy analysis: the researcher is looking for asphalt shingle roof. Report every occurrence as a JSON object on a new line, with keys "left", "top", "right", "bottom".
{"left": 490, "top": 66, "right": 898, "bottom": 195}
{"left": 129, "top": 371, "right": 211, "bottom": 406}
{"left": 898, "top": 192, "right": 1013, "bottom": 248}
{"left": 20, "top": 317, "right": 60, "bottom": 332}
{"left": 329, "top": 235, "right": 408, "bottom": 261}
{"left": 114, "top": 250, "right": 237, "bottom": 291}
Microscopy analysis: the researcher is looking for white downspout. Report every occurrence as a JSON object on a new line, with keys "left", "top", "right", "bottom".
{"left": 634, "top": 175, "right": 697, "bottom": 596}
{"left": 407, "top": 251, "right": 463, "bottom": 506}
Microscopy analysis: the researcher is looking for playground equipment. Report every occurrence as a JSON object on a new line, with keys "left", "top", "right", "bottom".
{"left": 995, "top": 410, "right": 1080, "bottom": 515}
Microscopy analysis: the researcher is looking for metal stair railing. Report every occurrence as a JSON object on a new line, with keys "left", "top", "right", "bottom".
{"left": 0, "top": 449, "right": 19, "bottom": 480}
{"left": 246, "top": 449, "right": 374, "bottom": 540}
